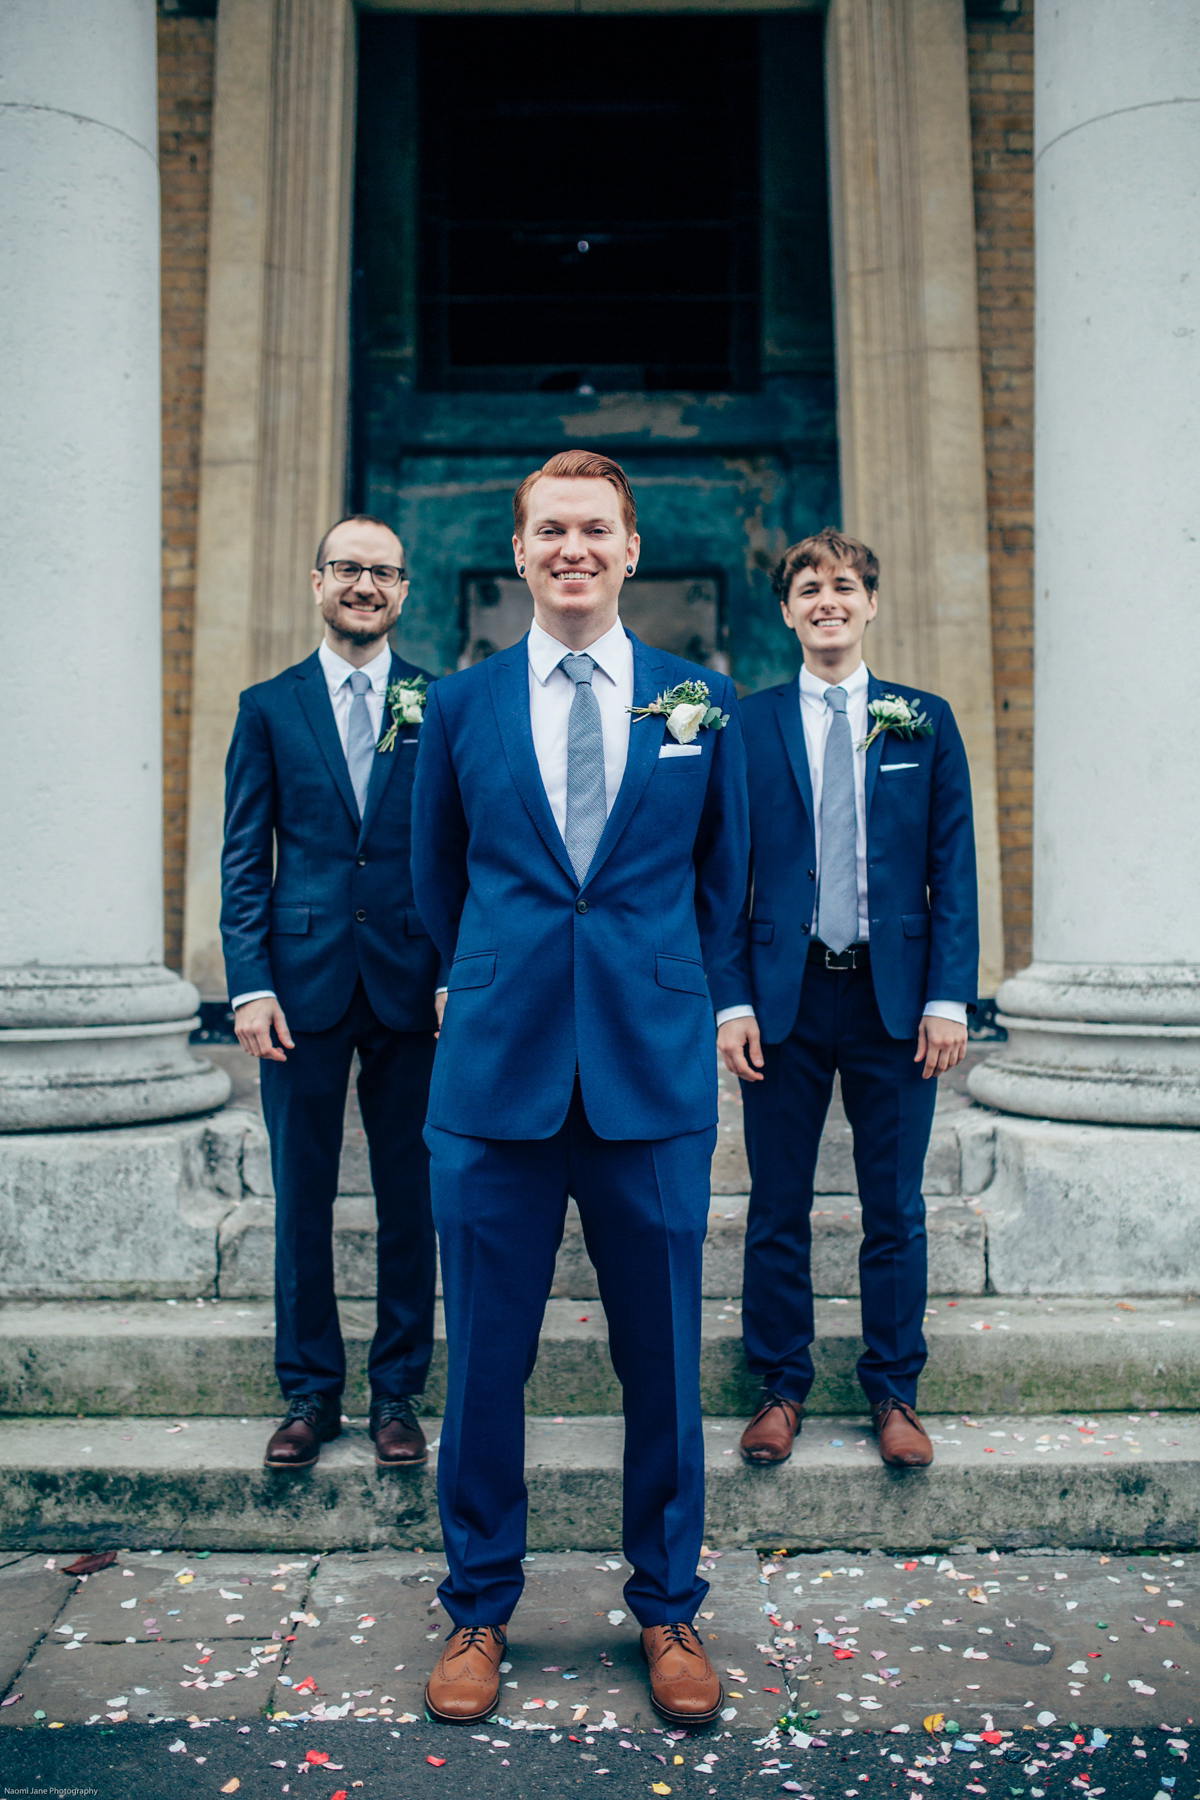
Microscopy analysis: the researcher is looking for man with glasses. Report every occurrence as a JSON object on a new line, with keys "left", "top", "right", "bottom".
{"left": 221, "top": 515, "right": 442, "bottom": 1471}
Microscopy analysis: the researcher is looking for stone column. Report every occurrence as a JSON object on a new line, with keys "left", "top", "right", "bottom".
{"left": 966, "top": 0, "right": 1200, "bottom": 1295}
{"left": 0, "top": 0, "right": 228, "bottom": 1129}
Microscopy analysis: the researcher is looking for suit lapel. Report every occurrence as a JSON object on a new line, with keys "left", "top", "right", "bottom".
{"left": 581, "top": 632, "right": 668, "bottom": 891}
{"left": 358, "top": 651, "right": 406, "bottom": 842}
{"left": 774, "top": 679, "right": 814, "bottom": 825}
{"left": 293, "top": 652, "right": 360, "bottom": 828}
{"left": 864, "top": 669, "right": 886, "bottom": 819}
{"left": 488, "top": 640, "right": 578, "bottom": 886}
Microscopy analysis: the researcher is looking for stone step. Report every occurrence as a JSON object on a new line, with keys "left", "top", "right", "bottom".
{"left": 219, "top": 1193, "right": 989, "bottom": 1300}
{"left": 0, "top": 1411, "right": 1196, "bottom": 1553}
{"left": 2, "top": 1295, "right": 1196, "bottom": 1419}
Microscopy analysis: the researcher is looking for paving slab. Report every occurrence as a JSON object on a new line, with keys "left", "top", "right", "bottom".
{"left": 0, "top": 1553, "right": 71, "bottom": 1693}
{"left": 3, "top": 1295, "right": 1196, "bottom": 1418}
{"left": 0, "top": 1414, "right": 1198, "bottom": 1553}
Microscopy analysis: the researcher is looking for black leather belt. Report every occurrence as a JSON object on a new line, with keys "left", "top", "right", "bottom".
{"left": 807, "top": 940, "right": 870, "bottom": 970}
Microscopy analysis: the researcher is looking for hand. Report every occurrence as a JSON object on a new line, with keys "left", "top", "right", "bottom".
{"left": 234, "top": 997, "right": 294, "bottom": 1063}
{"left": 717, "top": 1015, "right": 765, "bottom": 1082}
{"left": 914, "top": 1015, "right": 967, "bottom": 1079}
{"left": 435, "top": 991, "right": 447, "bottom": 1036}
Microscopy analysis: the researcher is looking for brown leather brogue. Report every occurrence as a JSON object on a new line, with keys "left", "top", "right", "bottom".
{"left": 263, "top": 1393, "right": 342, "bottom": 1469}
{"left": 739, "top": 1390, "right": 805, "bottom": 1465}
{"left": 872, "top": 1397, "right": 934, "bottom": 1467}
{"left": 641, "top": 1622, "right": 724, "bottom": 1727}
{"left": 425, "top": 1623, "right": 508, "bottom": 1724}
{"left": 369, "top": 1396, "right": 427, "bottom": 1467}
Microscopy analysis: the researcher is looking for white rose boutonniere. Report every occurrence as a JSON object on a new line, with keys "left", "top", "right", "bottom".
{"left": 858, "top": 692, "right": 933, "bottom": 753}
{"left": 377, "top": 676, "right": 429, "bottom": 753}
{"left": 628, "top": 679, "right": 729, "bottom": 742}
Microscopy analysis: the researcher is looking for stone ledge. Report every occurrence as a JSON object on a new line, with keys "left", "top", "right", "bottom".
{"left": 2, "top": 1295, "right": 1196, "bottom": 1418}
{"left": 0, "top": 1413, "right": 1196, "bottom": 1552}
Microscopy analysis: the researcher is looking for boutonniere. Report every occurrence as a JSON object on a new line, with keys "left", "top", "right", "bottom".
{"left": 628, "top": 679, "right": 729, "bottom": 744}
{"left": 858, "top": 692, "right": 933, "bottom": 753}
{"left": 376, "top": 676, "right": 428, "bottom": 753}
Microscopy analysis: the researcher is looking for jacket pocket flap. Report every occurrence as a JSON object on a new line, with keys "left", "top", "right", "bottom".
{"left": 404, "top": 908, "right": 431, "bottom": 937}
{"left": 447, "top": 951, "right": 497, "bottom": 991}
{"left": 655, "top": 952, "right": 709, "bottom": 997}
{"left": 902, "top": 912, "right": 931, "bottom": 938}
{"left": 750, "top": 919, "right": 775, "bottom": 945}
{"left": 269, "top": 906, "right": 310, "bottom": 935}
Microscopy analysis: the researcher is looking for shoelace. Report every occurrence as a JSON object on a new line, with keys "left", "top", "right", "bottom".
{"left": 446, "top": 1624, "right": 507, "bottom": 1658}
{"left": 281, "top": 1395, "right": 328, "bottom": 1427}
{"left": 751, "top": 1390, "right": 803, "bottom": 1423}
{"left": 372, "top": 1397, "right": 419, "bottom": 1430}
{"left": 656, "top": 1621, "right": 702, "bottom": 1656}
{"left": 873, "top": 1396, "right": 921, "bottom": 1430}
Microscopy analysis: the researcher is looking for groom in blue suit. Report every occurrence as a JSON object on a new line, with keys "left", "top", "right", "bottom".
{"left": 411, "top": 451, "right": 748, "bottom": 1729}
{"left": 709, "top": 528, "right": 979, "bottom": 1471}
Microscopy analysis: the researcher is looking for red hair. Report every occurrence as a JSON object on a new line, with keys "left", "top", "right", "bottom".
{"left": 513, "top": 450, "right": 637, "bottom": 538}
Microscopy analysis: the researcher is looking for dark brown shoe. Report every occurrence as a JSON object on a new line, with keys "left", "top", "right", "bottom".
{"left": 872, "top": 1397, "right": 934, "bottom": 1467}
{"left": 641, "top": 1623, "right": 724, "bottom": 1727}
{"left": 369, "top": 1396, "right": 427, "bottom": 1467}
{"left": 740, "top": 1390, "right": 805, "bottom": 1465}
{"left": 264, "top": 1393, "right": 342, "bottom": 1469}
{"left": 425, "top": 1623, "right": 508, "bottom": 1724}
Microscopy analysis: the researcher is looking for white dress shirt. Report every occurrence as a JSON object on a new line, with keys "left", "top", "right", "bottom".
{"left": 716, "top": 659, "right": 966, "bottom": 1029}
{"left": 527, "top": 615, "right": 633, "bottom": 837}
{"left": 230, "top": 638, "right": 393, "bottom": 1011}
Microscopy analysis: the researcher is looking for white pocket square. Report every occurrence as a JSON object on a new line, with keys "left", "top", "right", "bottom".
{"left": 881, "top": 762, "right": 919, "bottom": 771}
{"left": 659, "top": 743, "right": 703, "bottom": 758}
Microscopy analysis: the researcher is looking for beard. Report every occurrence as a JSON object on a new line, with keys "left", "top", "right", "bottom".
{"left": 324, "top": 601, "right": 395, "bottom": 649}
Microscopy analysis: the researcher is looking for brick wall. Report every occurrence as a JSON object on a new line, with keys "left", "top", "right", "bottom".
{"left": 967, "top": 0, "right": 1035, "bottom": 976}
{"left": 158, "top": 4, "right": 216, "bottom": 973}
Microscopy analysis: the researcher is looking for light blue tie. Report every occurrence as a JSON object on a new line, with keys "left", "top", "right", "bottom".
{"left": 817, "top": 685, "right": 859, "bottom": 954}
{"left": 560, "top": 653, "right": 607, "bottom": 885}
{"left": 345, "top": 669, "right": 376, "bottom": 818}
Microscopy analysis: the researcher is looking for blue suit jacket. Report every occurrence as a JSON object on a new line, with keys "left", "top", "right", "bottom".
{"left": 707, "top": 672, "right": 979, "bottom": 1043}
{"left": 410, "top": 631, "right": 749, "bottom": 1141}
{"left": 221, "top": 648, "right": 441, "bottom": 1034}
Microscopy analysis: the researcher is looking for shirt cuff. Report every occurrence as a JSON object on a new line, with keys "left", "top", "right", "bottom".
{"left": 715, "top": 1005, "right": 756, "bottom": 1028}
{"left": 435, "top": 987, "right": 448, "bottom": 997}
{"left": 922, "top": 1000, "right": 968, "bottom": 1026}
{"left": 230, "top": 990, "right": 276, "bottom": 1010}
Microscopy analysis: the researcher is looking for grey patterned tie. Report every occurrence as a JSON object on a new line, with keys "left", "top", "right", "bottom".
{"left": 560, "top": 653, "right": 607, "bottom": 885}
{"left": 345, "top": 669, "right": 376, "bottom": 818}
{"left": 817, "top": 685, "right": 859, "bottom": 954}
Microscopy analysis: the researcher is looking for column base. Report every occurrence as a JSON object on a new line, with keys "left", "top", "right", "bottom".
{"left": 968, "top": 962, "right": 1200, "bottom": 1125}
{"left": 0, "top": 966, "right": 231, "bottom": 1131}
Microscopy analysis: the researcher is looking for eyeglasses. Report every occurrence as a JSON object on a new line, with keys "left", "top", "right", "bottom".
{"left": 322, "top": 560, "right": 408, "bottom": 588}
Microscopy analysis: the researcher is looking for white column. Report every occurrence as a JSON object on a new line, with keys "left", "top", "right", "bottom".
{"left": 0, "top": 0, "right": 228, "bottom": 1128}
{"left": 970, "top": 0, "right": 1200, "bottom": 1125}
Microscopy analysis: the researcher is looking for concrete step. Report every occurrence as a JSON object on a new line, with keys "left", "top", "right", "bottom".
{"left": 3, "top": 1295, "right": 1197, "bottom": 1419}
{"left": 0, "top": 1411, "right": 1196, "bottom": 1552}
{"left": 217, "top": 1195, "right": 988, "bottom": 1299}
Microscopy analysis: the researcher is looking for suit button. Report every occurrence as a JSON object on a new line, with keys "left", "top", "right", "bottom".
{"left": 355, "top": 908, "right": 366, "bottom": 922}
{"left": 801, "top": 922, "right": 811, "bottom": 935}
{"left": 356, "top": 853, "right": 367, "bottom": 867}
{"left": 575, "top": 898, "right": 589, "bottom": 914}
{"left": 807, "top": 869, "right": 815, "bottom": 880}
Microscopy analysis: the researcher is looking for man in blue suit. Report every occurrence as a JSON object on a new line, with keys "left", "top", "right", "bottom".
{"left": 709, "top": 528, "right": 978, "bottom": 1470}
{"left": 221, "top": 515, "right": 440, "bottom": 1472}
{"left": 411, "top": 451, "right": 748, "bottom": 1729}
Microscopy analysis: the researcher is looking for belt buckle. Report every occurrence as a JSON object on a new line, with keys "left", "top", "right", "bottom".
{"left": 824, "top": 946, "right": 853, "bottom": 971}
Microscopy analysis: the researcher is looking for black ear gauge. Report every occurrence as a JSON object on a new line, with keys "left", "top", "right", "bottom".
{"left": 518, "top": 565, "right": 525, "bottom": 576}
{"left": 626, "top": 564, "right": 634, "bottom": 575}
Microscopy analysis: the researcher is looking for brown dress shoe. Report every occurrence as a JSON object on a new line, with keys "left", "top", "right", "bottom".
{"left": 425, "top": 1623, "right": 508, "bottom": 1724}
{"left": 740, "top": 1390, "right": 805, "bottom": 1464}
{"left": 641, "top": 1623, "right": 724, "bottom": 1727}
{"left": 872, "top": 1397, "right": 934, "bottom": 1467}
{"left": 264, "top": 1393, "right": 342, "bottom": 1469}
{"left": 369, "top": 1397, "right": 427, "bottom": 1466}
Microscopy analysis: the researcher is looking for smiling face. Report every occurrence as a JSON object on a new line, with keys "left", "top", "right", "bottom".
{"left": 781, "top": 558, "right": 878, "bottom": 679}
{"left": 513, "top": 475, "right": 639, "bottom": 649}
{"left": 312, "top": 518, "right": 408, "bottom": 655}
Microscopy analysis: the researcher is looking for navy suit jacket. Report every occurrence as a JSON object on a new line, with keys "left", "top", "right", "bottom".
{"left": 221, "top": 648, "right": 441, "bottom": 1034}
{"left": 707, "top": 672, "right": 979, "bottom": 1043}
{"left": 410, "top": 631, "right": 750, "bottom": 1142}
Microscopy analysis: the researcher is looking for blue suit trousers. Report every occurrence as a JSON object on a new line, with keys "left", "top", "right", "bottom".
{"left": 427, "top": 1086, "right": 715, "bottom": 1629}
{"left": 260, "top": 980, "right": 436, "bottom": 1401}
{"left": 740, "top": 964, "right": 937, "bottom": 1407}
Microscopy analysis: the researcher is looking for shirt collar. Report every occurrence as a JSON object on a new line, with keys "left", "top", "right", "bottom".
{"left": 799, "top": 658, "right": 870, "bottom": 702}
{"left": 318, "top": 637, "right": 392, "bottom": 696}
{"left": 527, "top": 615, "right": 630, "bottom": 687}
